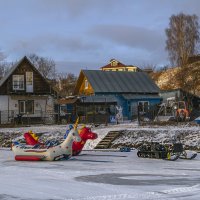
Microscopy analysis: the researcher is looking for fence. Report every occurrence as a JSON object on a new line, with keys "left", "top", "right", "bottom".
{"left": 0, "top": 110, "right": 110, "bottom": 126}
{"left": 137, "top": 105, "right": 200, "bottom": 125}
{"left": 75, "top": 104, "right": 115, "bottom": 124}
{"left": 1, "top": 104, "right": 185, "bottom": 126}
{"left": 0, "top": 110, "right": 59, "bottom": 126}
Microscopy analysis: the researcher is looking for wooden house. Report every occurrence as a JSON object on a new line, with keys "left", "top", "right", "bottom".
{"left": 100, "top": 59, "right": 141, "bottom": 72}
{"left": 74, "top": 70, "right": 161, "bottom": 120}
{"left": 0, "top": 56, "right": 57, "bottom": 124}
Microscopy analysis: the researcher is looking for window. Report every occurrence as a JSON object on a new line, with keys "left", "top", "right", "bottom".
{"left": 19, "top": 100, "right": 34, "bottom": 114}
{"left": 85, "top": 79, "right": 88, "bottom": 89}
{"left": 96, "top": 105, "right": 106, "bottom": 114}
{"left": 110, "top": 60, "right": 118, "bottom": 66}
{"left": 13, "top": 75, "right": 24, "bottom": 90}
{"left": 26, "top": 72, "right": 33, "bottom": 85}
{"left": 138, "top": 101, "right": 149, "bottom": 112}
{"left": 26, "top": 72, "right": 33, "bottom": 92}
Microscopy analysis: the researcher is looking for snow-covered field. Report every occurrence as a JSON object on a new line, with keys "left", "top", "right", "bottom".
{"left": 0, "top": 149, "right": 200, "bottom": 200}
{"left": 0, "top": 123, "right": 200, "bottom": 199}
{"left": 0, "top": 123, "right": 200, "bottom": 149}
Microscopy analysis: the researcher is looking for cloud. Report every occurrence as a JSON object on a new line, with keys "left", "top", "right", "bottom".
{"left": 1, "top": 0, "right": 200, "bottom": 71}
{"left": 90, "top": 24, "right": 165, "bottom": 52}
{"left": 56, "top": 60, "right": 104, "bottom": 75}
{"left": 5, "top": 34, "right": 103, "bottom": 63}
{"left": 37, "top": 0, "right": 120, "bottom": 19}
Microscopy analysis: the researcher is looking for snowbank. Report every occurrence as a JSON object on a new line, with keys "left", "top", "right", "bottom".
{"left": 0, "top": 123, "right": 200, "bottom": 150}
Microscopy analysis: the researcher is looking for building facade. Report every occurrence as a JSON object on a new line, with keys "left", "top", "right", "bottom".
{"left": 74, "top": 70, "right": 161, "bottom": 120}
{"left": 0, "top": 56, "right": 57, "bottom": 124}
{"left": 100, "top": 59, "right": 141, "bottom": 72}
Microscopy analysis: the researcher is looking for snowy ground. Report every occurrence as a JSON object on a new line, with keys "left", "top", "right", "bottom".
{"left": 0, "top": 123, "right": 200, "bottom": 149}
{"left": 0, "top": 123, "right": 200, "bottom": 199}
{"left": 0, "top": 149, "right": 200, "bottom": 200}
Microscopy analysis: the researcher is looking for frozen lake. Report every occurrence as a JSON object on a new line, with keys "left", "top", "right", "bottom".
{"left": 0, "top": 149, "right": 200, "bottom": 200}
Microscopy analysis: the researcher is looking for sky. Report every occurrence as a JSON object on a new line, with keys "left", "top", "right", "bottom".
{"left": 0, "top": 0, "right": 200, "bottom": 75}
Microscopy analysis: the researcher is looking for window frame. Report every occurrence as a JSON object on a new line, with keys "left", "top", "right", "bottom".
{"left": 13, "top": 75, "right": 24, "bottom": 90}
{"left": 18, "top": 100, "right": 34, "bottom": 114}
{"left": 138, "top": 101, "right": 149, "bottom": 112}
{"left": 85, "top": 79, "right": 89, "bottom": 89}
{"left": 26, "top": 72, "right": 33, "bottom": 86}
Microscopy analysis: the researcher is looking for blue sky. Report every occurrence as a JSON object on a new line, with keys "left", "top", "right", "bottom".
{"left": 0, "top": 0, "right": 200, "bottom": 74}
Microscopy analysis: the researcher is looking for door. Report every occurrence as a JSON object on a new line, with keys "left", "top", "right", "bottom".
{"left": 26, "top": 72, "right": 33, "bottom": 92}
{"left": 131, "top": 102, "right": 138, "bottom": 119}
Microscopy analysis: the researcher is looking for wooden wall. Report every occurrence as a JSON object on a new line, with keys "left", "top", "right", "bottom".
{"left": 0, "top": 58, "right": 53, "bottom": 95}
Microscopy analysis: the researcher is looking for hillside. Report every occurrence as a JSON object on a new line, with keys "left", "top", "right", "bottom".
{"left": 150, "top": 61, "right": 200, "bottom": 95}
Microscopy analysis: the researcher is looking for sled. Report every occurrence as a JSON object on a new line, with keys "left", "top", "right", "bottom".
{"left": 179, "top": 150, "right": 197, "bottom": 160}
{"left": 163, "top": 154, "right": 179, "bottom": 161}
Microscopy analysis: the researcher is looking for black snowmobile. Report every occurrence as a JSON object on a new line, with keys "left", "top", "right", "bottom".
{"left": 137, "top": 142, "right": 197, "bottom": 161}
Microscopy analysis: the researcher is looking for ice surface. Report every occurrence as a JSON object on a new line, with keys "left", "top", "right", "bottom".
{"left": 0, "top": 149, "right": 200, "bottom": 200}
{"left": 0, "top": 123, "right": 200, "bottom": 199}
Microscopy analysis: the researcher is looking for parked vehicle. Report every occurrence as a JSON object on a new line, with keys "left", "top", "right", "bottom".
{"left": 137, "top": 142, "right": 197, "bottom": 161}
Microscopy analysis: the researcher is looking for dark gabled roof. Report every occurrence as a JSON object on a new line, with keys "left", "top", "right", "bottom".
{"left": 0, "top": 56, "right": 35, "bottom": 87}
{"left": 81, "top": 70, "right": 160, "bottom": 94}
{"left": 0, "top": 56, "right": 58, "bottom": 96}
{"left": 100, "top": 59, "right": 126, "bottom": 69}
{"left": 0, "top": 56, "right": 51, "bottom": 88}
{"left": 0, "top": 62, "right": 19, "bottom": 87}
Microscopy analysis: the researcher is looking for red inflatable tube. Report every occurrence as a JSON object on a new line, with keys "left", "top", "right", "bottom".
{"left": 15, "top": 155, "right": 45, "bottom": 161}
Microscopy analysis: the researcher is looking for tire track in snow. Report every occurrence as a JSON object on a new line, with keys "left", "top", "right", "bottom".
{"left": 159, "top": 184, "right": 200, "bottom": 194}
{"left": 64, "top": 185, "right": 200, "bottom": 200}
{"left": 64, "top": 192, "right": 177, "bottom": 200}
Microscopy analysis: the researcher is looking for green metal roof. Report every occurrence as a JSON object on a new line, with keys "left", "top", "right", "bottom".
{"left": 82, "top": 70, "right": 160, "bottom": 94}
{"left": 122, "top": 94, "right": 161, "bottom": 100}
{"left": 80, "top": 95, "right": 117, "bottom": 103}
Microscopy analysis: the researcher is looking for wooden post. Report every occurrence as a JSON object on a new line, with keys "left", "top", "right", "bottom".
{"left": 137, "top": 105, "right": 140, "bottom": 126}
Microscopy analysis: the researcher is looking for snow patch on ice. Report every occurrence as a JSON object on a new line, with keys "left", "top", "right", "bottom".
{"left": 161, "top": 184, "right": 200, "bottom": 194}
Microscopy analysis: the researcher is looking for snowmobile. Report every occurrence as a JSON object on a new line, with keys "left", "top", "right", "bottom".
{"left": 137, "top": 142, "right": 197, "bottom": 161}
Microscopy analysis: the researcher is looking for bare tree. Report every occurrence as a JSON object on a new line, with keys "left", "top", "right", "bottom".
{"left": 0, "top": 62, "right": 10, "bottom": 80}
{"left": 56, "top": 73, "right": 77, "bottom": 97}
{"left": 165, "top": 13, "right": 200, "bottom": 66}
{"left": 0, "top": 51, "right": 8, "bottom": 80}
{"left": 28, "top": 54, "right": 56, "bottom": 79}
{"left": 0, "top": 51, "right": 6, "bottom": 61}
